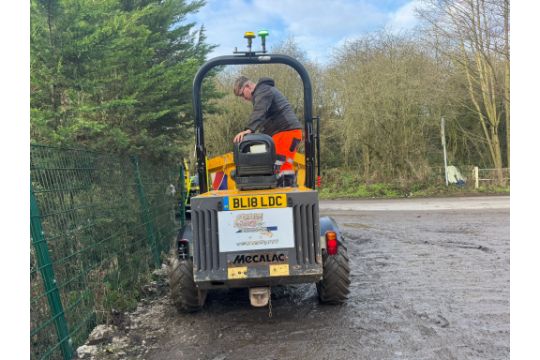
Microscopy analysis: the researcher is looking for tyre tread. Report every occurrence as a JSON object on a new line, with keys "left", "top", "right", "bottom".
{"left": 317, "top": 245, "right": 351, "bottom": 304}
{"left": 168, "top": 257, "right": 206, "bottom": 312}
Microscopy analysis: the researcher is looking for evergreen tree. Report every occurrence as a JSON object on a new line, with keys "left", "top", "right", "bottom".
{"left": 31, "top": 0, "right": 216, "bottom": 160}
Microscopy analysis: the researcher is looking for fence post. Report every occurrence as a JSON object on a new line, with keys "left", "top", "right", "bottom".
{"left": 441, "top": 117, "right": 449, "bottom": 187}
{"left": 131, "top": 156, "right": 161, "bottom": 268}
{"left": 30, "top": 185, "right": 73, "bottom": 360}
{"left": 474, "top": 166, "right": 479, "bottom": 189}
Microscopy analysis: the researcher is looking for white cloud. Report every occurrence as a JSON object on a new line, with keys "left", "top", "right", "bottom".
{"left": 254, "top": 0, "right": 387, "bottom": 34}
{"left": 187, "top": 0, "right": 423, "bottom": 64}
{"left": 386, "top": 0, "right": 424, "bottom": 32}
{"left": 186, "top": 0, "right": 280, "bottom": 57}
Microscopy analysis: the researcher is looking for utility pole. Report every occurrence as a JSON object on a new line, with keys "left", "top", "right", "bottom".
{"left": 441, "top": 117, "right": 448, "bottom": 186}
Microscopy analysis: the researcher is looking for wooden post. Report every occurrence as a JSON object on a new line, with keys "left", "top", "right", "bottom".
{"left": 474, "top": 166, "right": 479, "bottom": 189}
{"left": 441, "top": 117, "right": 448, "bottom": 186}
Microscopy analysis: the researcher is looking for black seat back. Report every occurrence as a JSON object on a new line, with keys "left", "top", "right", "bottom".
{"left": 233, "top": 134, "right": 278, "bottom": 190}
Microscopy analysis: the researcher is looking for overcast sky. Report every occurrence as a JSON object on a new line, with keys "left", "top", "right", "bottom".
{"left": 186, "top": 0, "right": 424, "bottom": 64}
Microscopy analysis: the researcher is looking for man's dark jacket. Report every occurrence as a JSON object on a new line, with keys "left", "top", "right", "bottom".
{"left": 245, "top": 77, "right": 302, "bottom": 136}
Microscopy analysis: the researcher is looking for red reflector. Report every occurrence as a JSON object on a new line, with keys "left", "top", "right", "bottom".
{"left": 326, "top": 231, "right": 338, "bottom": 255}
{"left": 317, "top": 176, "right": 322, "bottom": 188}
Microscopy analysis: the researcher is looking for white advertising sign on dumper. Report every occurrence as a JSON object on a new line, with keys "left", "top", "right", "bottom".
{"left": 217, "top": 208, "right": 295, "bottom": 252}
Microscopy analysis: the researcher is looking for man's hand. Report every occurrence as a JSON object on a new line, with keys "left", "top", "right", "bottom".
{"left": 233, "top": 129, "right": 252, "bottom": 143}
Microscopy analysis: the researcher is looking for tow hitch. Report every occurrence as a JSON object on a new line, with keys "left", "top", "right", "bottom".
{"left": 249, "top": 287, "right": 271, "bottom": 307}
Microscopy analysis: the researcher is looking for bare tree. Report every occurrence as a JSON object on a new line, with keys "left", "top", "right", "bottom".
{"left": 325, "top": 32, "right": 446, "bottom": 184}
{"left": 418, "top": 0, "right": 510, "bottom": 181}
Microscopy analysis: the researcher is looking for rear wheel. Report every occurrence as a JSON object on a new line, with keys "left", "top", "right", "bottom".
{"left": 316, "top": 243, "right": 351, "bottom": 304}
{"left": 168, "top": 257, "right": 207, "bottom": 312}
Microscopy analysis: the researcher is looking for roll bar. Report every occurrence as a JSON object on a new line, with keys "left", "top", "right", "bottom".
{"left": 192, "top": 54, "right": 315, "bottom": 193}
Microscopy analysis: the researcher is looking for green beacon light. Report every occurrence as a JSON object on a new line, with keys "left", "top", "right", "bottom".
{"left": 258, "top": 30, "right": 269, "bottom": 53}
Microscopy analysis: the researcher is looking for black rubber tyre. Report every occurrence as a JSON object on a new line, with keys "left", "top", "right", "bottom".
{"left": 168, "top": 257, "right": 207, "bottom": 312}
{"left": 316, "top": 243, "right": 351, "bottom": 304}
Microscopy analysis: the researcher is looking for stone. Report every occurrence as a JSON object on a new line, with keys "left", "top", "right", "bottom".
{"left": 76, "top": 344, "right": 99, "bottom": 358}
{"left": 152, "top": 266, "right": 168, "bottom": 278}
{"left": 111, "top": 335, "right": 129, "bottom": 347}
{"left": 87, "top": 324, "right": 117, "bottom": 345}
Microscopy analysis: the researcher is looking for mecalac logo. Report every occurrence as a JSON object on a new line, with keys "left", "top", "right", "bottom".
{"left": 232, "top": 253, "right": 286, "bottom": 265}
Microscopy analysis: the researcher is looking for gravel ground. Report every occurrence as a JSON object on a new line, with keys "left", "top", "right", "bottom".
{"left": 77, "top": 196, "right": 509, "bottom": 360}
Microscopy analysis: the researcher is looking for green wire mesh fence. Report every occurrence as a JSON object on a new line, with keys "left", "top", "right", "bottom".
{"left": 30, "top": 144, "right": 184, "bottom": 360}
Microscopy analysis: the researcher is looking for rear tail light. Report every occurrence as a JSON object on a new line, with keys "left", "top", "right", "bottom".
{"left": 325, "top": 231, "right": 338, "bottom": 255}
{"left": 179, "top": 239, "right": 189, "bottom": 246}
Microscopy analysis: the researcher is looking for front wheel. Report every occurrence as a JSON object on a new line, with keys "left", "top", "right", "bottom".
{"left": 316, "top": 243, "right": 351, "bottom": 304}
{"left": 168, "top": 257, "right": 207, "bottom": 312}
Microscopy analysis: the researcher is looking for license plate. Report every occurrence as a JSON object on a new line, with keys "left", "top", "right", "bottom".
{"left": 223, "top": 194, "right": 287, "bottom": 211}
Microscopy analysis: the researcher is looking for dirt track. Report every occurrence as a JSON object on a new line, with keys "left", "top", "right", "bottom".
{"left": 82, "top": 196, "right": 510, "bottom": 360}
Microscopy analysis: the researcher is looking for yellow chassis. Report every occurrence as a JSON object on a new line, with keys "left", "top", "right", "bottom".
{"left": 204, "top": 151, "right": 306, "bottom": 192}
